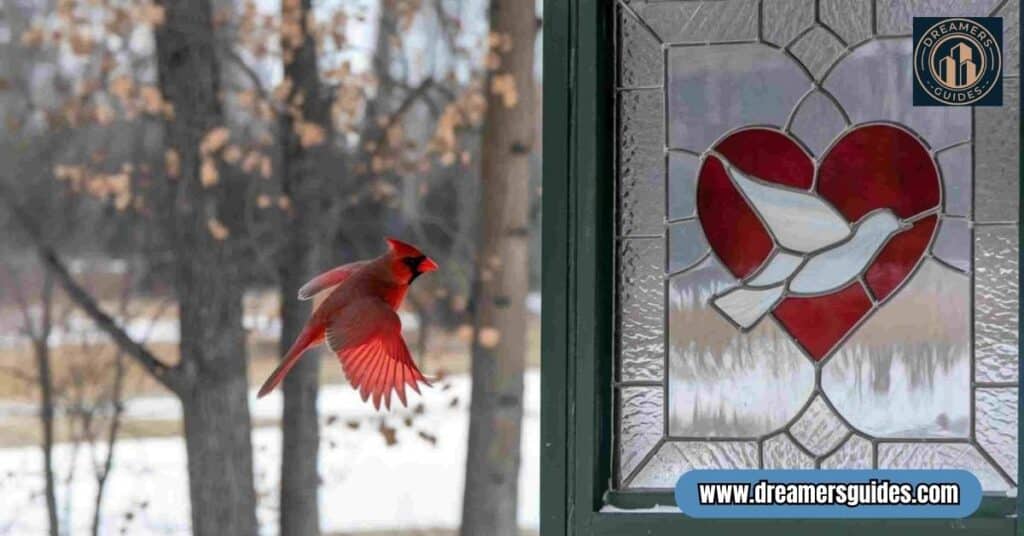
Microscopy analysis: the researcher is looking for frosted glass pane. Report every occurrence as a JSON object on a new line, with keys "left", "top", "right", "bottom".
{"left": 875, "top": 0, "right": 1002, "bottom": 35}
{"left": 763, "top": 434, "right": 814, "bottom": 469}
{"left": 975, "top": 78, "right": 1019, "bottom": 223}
{"left": 619, "top": 238, "right": 664, "bottom": 382}
{"left": 618, "top": 89, "right": 664, "bottom": 236}
{"left": 822, "top": 260, "right": 970, "bottom": 437}
{"left": 976, "top": 388, "right": 1019, "bottom": 479}
{"left": 937, "top": 144, "right": 972, "bottom": 217}
{"left": 824, "top": 39, "right": 970, "bottom": 150}
{"left": 878, "top": 443, "right": 1010, "bottom": 492}
{"left": 931, "top": 218, "right": 970, "bottom": 272}
{"left": 629, "top": 441, "right": 759, "bottom": 488}
{"left": 635, "top": 0, "right": 758, "bottom": 45}
{"left": 789, "top": 396, "right": 849, "bottom": 456}
{"left": 999, "top": 0, "right": 1020, "bottom": 77}
{"left": 619, "top": 387, "right": 664, "bottom": 478}
{"left": 821, "top": 435, "right": 873, "bottom": 469}
{"left": 618, "top": 5, "right": 661, "bottom": 88}
{"left": 820, "top": 0, "right": 872, "bottom": 45}
{"left": 790, "top": 26, "right": 845, "bottom": 80}
{"left": 975, "top": 226, "right": 1020, "bottom": 383}
{"left": 667, "top": 44, "right": 810, "bottom": 152}
{"left": 761, "top": 0, "right": 815, "bottom": 47}
{"left": 668, "top": 257, "right": 814, "bottom": 437}
{"left": 668, "top": 152, "right": 698, "bottom": 221}
{"left": 790, "top": 91, "right": 846, "bottom": 157}
{"left": 668, "top": 221, "right": 709, "bottom": 274}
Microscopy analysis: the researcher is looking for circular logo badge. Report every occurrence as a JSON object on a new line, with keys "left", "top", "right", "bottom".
{"left": 914, "top": 18, "right": 1001, "bottom": 105}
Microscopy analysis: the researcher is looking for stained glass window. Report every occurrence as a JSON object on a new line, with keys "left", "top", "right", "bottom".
{"left": 614, "top": 0, "right": 1020, "bottom": 493}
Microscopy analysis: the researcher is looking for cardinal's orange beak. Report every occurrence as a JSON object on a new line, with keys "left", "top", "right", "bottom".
{"left": 418, "top": 257, "right": 439, "bottom": 273}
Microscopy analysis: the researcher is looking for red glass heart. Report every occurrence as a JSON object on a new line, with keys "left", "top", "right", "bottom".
{"left": 696, "top": 126, "right": 940, "bottom": 361}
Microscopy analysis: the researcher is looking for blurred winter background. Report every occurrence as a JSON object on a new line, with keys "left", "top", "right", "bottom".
{"left": 0, "top": 0, "right": 541, "bottom": 534}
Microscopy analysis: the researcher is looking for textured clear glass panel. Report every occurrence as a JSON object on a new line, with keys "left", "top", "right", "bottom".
{"left": 761, "top": 0, "right": 815, "bottom": 47}
{"left": 618, "top": 5, "right": 662, "bottom": 88}
{"left": 790, "top": 91, "right": 847, "bottom": 156}
{"left": 618, "top": 89, "right": 664, "bottom": 236}
{"left": 975, "top": 226, "right": 1020, "bottom": 383}
{"left": 823, "top": 260, "right": 970, "bottom": 437}
{"left": 667, "top": 44, "right": 811, "bottom": 152}
{"left": 999, "top": 0, "right": 1020, "bottom": 77}
{"left": 630, "top": 441, "right": 759, "bottom": 488}
{"left": 976, "top": 388, "right": 1019, "bottom": 480}
{"left": 790, "top": 26, "right": 846, "bottom": 80}
{"left": 619, "top": 387, "right": 664, "bottom": 478}
{"left": 931, "top": 218, "right": 970, "bottom": 272}
{"left": 824, "top": 39, "right": 970, "bottom": 150}
{"left": 937, "top": 144, "right": 972, "bottom": 217}
{"left": 668, "top": 151, "right": 698, "bottom": 221}
{"left": 875, "top": 0, "right": 1002, "bottom": 35}
{"left": 878, "top": 443, "right": 1010, "bottom": 492}
{"left": 635, "top": 0, "right": 758, "bottom": 45}
{"left": 789, "top": 396, "right": 849, "bottom": 456}
{"left": 619, "top": 238, "right": 665, "bottom": 382}
{"left": 668, "top": 221, "right": 709, "bottom": 274}
{"left": 821, "top": 435, "right": 873, "bottom": 469}
{"left": 975, "top": 78, "right": 1020, "bottom": 223}
{"left": 668, "top": 257, "right": 814, "bottom": 436}
{"left": 820, "top": 0, "right": 872, "bottom": 45}
{"left": 763, "top": 434, "right": 815, "bottom": 468}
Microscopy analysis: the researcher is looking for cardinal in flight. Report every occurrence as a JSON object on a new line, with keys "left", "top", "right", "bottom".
{"left": 710, "top": 156, "right": 913, "bottom": 329}
{"left": 258, "top": 237, "right": 438, "bottom": 409}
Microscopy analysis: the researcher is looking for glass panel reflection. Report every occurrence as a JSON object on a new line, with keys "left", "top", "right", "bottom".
{"left": 822, "top": 260, "right": 970, "bottom": 438}
{"left": 667, "top": 44, "right": 811, "bottom": 152}
{"left": 668, "top": 257, "right": 814, "bottom": 437}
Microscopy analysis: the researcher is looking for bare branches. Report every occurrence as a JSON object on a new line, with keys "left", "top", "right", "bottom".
{"left": 0, "top": 180, "right": 187, "bottom": 395}
{"left": 373, "top": 77, "right": 436, "bottom": 145}
{"left": 222, "top": 46, "right": 276, "bottom": 113}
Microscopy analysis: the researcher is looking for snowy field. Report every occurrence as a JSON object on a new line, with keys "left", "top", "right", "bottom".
{"left": 0, "top": 371, "right": 540, "bottom": 535}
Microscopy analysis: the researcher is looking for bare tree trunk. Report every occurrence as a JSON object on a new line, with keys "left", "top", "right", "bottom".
{"left": 275, "top": 1, "right": 332, "bottom": 534}
{"left": 460, "top": 0, "right": 536, "bottom": 534}
{"left": 152, "top": 1, "right": 257, "bottom": 534}
{"left": 35, "top": 273, "right": 59, "bottom": 536}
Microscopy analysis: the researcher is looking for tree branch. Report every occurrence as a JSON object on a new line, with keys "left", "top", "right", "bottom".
{"left": 221, "top": 44, "right": 280, "bottom": 116}
{"left": 0, "top": 181, "right": 187, "bottom": 395}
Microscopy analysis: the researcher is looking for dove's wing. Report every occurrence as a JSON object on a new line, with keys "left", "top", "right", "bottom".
{"left": 746, "top": 251, "right": 803, "bottom": 286}
{"left": 726, "top": 164, "right": 850, "bottom": 253}
{"left": 789, "top": 215, "right": 898, "bottom": 294}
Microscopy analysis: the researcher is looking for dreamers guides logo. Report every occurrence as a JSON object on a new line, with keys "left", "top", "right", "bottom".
{"left": 913, "top": 17, "right": 1003, "bottom": 106}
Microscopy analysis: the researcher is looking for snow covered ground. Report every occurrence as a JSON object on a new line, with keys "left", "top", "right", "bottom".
{"left": 0, "top": 371, "right": 540, "bottom": 535}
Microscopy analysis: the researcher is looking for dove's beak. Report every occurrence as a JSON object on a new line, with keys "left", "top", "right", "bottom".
{"left": 898, "top": 220, "right": 914, "bottom": 231}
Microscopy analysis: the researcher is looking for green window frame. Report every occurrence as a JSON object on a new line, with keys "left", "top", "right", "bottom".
{"left": 540, "top": 0, "right": 1022, "bottom": 534}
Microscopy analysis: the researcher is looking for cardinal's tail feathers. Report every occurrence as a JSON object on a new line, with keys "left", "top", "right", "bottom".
{"left": 711, "top": 284, "right": 785, "bottom": 330}
{"left": 257, "top": 322, "right": 324, "bottom": 398}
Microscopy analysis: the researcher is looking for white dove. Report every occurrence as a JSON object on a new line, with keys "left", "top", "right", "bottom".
{"left": 709, "top": 156, "right": 912, "bottom": 330}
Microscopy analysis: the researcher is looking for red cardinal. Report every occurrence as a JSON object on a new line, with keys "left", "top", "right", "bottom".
{"left": 258, "top": 237, "right": 438, "bottom": 409}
